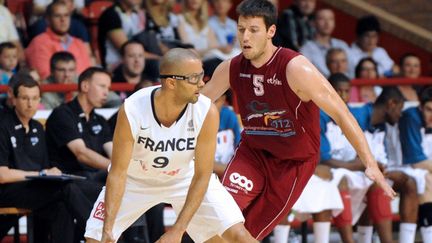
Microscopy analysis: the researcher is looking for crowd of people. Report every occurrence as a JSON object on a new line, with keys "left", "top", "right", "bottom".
{"left": 0, "top": 0, "right": 431, "bottom": 242}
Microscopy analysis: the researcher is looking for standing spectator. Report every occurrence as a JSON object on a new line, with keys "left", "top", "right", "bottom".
{"left": 350, "top": 15, "right": 395, "bottom": 77}
{"left": 0, "top": 42, "right": 19, "bottom": 86}
{"left": 326, "top": 47, "right": 350, "bottom": 78}
{"left": 98, "top": 0, "right": 146, "bottom": 70}
{"left": 0, "top": 73, "right": 97, "bottom": 243}
{"left": 41, "top": 51, "right": 77, "bottom": 109}
{"left": 300, "top": 8, "right": 351, "bottom": 78}
{"left": 399, "top": 87, "right": 432, "bottom": 243}
{"left": 25, "top": 1, "right": 91, "bottom": 80}
{"left": 274, "top": 0, "right": 316, "bottom": 51}
{"left": 398, "top": 53, "right": 421, "bottom": 101}
{"left": 45, "top": 67, "right": 112, "bottom": 184}
{"left": 0, "top": 3, "right": 25, "bottom": 63}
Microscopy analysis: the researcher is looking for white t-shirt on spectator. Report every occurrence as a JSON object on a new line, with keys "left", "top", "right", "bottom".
{"left": 349, "top": 43, "right": 394, "bottom": 77}
{"left": 0, "top": 5, "right": 20, "bottom": 43}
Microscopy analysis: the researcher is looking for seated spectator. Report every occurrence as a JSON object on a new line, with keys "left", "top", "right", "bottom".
{"left": 350, "top": 15, "right": 396, "bottom": 77}
{"left": 398, "top": 53, "right": 422, "bottom": 101}
{"left": 399, "top": 87, "right": 432, "bottom": 242}
{"left": 0, "top": 73, "right": 98, "bottom": 243}
{"left": 0, "top": 42, "right": 18, "bottom": 87}
{"left": 326, "top": 47, "right": 350, "bottom": 78}
{"left": 352, "top": 57, "right": 380, "bottom": 103}
{"left": 213, "top": 90, "right": 241, "bottom": 177}
{"left": 274, "top": 0, "right": 316, "bottom": 51}
{"left": 177, "top": 0, "right": 223, "bottom": 75}
{"left": 29, "top": 0, "right": 90, "bottom": 45}
{"left": 0, "top": 3, "right": 25, "bottom": 63}
{"left": 41, "top": 51, "right": 77, "bottom": 109}
{"left": 300, "top": 8, "right": 351, "bottom": 78}
{"left": 25, "top": 1, "right": 91, "bottom": 80}
{"left": 98, "top": 0, "right": 146, "bottom": 70}
{"left": 45, "top": 67, "right": 113, "bottom": 184}
{"left": 31, "top": 0, "right": 85, "bottom": 23}
{"left": 208, "top": 0, "right": 241, "bottom": 60}
{"left": 144, "top": 0, "right": 181, "bottom": 47}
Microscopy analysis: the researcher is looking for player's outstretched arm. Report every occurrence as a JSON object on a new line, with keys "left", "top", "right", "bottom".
{"left": 201, "top": 60, "right": 231, "bottom": 102}
{"left": 157, "top": 104, "right": 220, "bottom": 243}
{"left": 101, "top": 106, "right": 134, "bottom": 243}
{"left": 286, "top": 55, "right": 396, "bottom": 198}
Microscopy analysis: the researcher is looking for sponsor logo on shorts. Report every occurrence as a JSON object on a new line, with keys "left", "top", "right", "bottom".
{"left": 229, "top": 172, "right": 254, "bottom": 192}
{"left": 93, "top": 202, "right": 105, "bottom": 220}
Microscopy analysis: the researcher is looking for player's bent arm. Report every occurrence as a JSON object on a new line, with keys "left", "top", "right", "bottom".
{"left": 286, "top": 56, "right": 395, "bottom": 197}
{"left": 201, "top": 60, "right": 231, "bottom": 102}
{"left": 102, "top": 106, "right": 134, "bottom": 236}
{"left": 173, "top": 104, "right": 220, "bottom": 233}
{"left": 67, "top": 139, "right": 110, "bottom": 170}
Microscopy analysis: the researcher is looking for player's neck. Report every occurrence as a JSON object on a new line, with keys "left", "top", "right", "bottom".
{"left": 250, "top": 44, "right": 278, "bottom": 68}
{"left": 153, "top": 90, "right": 186, "bottom": 127}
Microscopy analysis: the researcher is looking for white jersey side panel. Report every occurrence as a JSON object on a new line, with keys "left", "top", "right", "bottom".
{"left": 123, "top": 86, "right": 211, "bottom": 184}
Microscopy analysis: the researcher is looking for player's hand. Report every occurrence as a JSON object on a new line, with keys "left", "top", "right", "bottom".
{"left": 365, "top": 165, "right": 396, "bottom": 199}
{"left": 155, "top": 228, "right": 184, "bottom": 243}
{"left": 100, "top": 231, "right": 115, "bottom": 243}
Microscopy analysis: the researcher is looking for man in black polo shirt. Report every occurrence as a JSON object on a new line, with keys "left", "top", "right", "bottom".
{"left": 0, "top": 74, "right": 96, "bottom": 242}
{"left": 45, "top": 67, "right": 112, "bottom": 183}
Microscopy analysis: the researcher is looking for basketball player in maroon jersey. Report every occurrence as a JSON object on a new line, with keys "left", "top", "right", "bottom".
{"left": 201, "top": 0, "right": 396, "bottom": 240}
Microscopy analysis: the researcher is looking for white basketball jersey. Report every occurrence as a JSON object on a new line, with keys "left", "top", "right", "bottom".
{"left": 124, "top": 86, "right": 211, "bottom": 184}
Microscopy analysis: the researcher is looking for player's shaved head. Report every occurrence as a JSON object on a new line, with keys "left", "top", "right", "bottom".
{"left": 160, "top": 48, "right": 201, "bottom": 75}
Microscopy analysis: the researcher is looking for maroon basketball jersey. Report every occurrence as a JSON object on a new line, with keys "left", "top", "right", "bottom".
{"left": 229, "top": 47, "right": 320, "bottom": 161}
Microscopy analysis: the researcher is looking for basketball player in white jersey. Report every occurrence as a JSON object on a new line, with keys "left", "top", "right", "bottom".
{"left": 85, "top": 48, "right": 257, "bottom": 243}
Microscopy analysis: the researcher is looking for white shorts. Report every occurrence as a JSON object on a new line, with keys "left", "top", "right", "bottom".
{"left": 85, "top": 174, "right": 244, "bottom": 243}
{"left": 292, "top": 175, "right": 344, "bottom": 221}
{"left": 386, "top": 166, "right": 429, "bottom": 194}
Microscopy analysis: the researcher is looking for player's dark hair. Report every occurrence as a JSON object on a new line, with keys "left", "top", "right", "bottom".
{"left": 374, "top": 86, "right": 405, "bottom": 106}
{"left": 78, "top": 67, "right": 111, "bottom": 91}
{"left": 236, "top": 0, "right": 277, "bottom": 29}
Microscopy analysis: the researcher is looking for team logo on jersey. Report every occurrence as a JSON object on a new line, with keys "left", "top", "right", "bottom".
{"left": 266, "top": 74, "right": 282, "bottom": 86}
{"left": 92, "top": 124, "right": 102, "bottom": 135}
{"left": 93, "top": 202, "right": 105, "bottom": 220}
{"left": 77, "top": 122, "right": 83, "bottom": 133}
{"left": 187, "top": 120, "right": 194, "bottom": 132}
{"left": 229, "top": 172, "right": 253, "bottom": 192}
{"left": 239, "top": 73, "right": 251, "bottom": 78}
{"left": 30, "top": 136, "right": 39, "bottom": 146}
{"left": 10, "top": 136, "right": 17, "bottom": 148}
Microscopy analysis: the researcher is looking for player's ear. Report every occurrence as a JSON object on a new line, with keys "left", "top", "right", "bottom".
{"left": 267, "top": 24, "right": 276, "bottom": 39}
{"left": 166, "top": 77, "right": 176, "bottom": 90}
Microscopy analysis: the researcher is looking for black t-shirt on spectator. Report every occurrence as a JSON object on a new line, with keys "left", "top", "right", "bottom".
{"left": 0, "top": 111, "right": 49, "bottom": 171}
{"left": 98, "top": 4, "right": 122, "bottom": 68}
{"left": 45, "top": 98, "right": 112, "bottom": 173}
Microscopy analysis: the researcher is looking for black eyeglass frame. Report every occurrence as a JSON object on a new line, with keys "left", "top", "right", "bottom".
{"left": 159, "top": 71, "right": 205, "bottom": 85}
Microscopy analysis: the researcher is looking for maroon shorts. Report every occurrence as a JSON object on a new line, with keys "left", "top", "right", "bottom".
{"left": 221, "top": 142, "right": 318, "bottom": 240}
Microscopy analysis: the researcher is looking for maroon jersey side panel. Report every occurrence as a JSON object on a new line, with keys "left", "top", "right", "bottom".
{"left": 229, "top": 48, "right": 320, "bottom": 161}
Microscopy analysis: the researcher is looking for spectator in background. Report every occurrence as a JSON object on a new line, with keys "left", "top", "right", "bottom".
{"left": 398, "top": 53, "right": 421, "bottom": 101}
{"left": 0, "top": 73, "right": 98, "bottom": 243}
{"left": 274, "top": 0, "right": 316, "bottom": 51}
{"left": 0, "top": 2, "right": 25, "bottom": 64}
{"left": 350, "top": 15, "right": 396, "bottom": 78}
{"left": 352, "top": 57, "right": 380, "bottom": 103}
{"left": 326, "top": 47, "right": 350, "bottom": 78}
{"left": 45, "top": 67, "right": 112, "bottom": 184}
{"left": 209, "top": 0, "right": 241, "bottom": 57}
{"left": 213, "top": 90, "right": 241, "bottom": 177}
{"left": 399, "top": 87, "right": 432, "bottom": 242}
{"left": 0, "top": 42, "right": 19, "bottom": 87}
{"left": 25, "top": 1, "right": 91, "bottom": 80}
{"left": 29, "top": 0, "right": 90, "bottom": 45}
{"left": 177, "top": 0, "right": 223, "bottom": 75}
{"left": 41, "top": 51, "right": 77, "bottom": 109}
{"left": 31, "top": 0, "right": 85, "bottom": 23}
{"left": 300, "top": 8, "right": 351, "bottom": 78}
{"left": 98, "top": 0, "right": 149, "bottom": 70}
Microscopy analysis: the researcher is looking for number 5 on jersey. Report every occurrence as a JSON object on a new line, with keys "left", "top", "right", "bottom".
{"left": 253, "top": 75, "right": 265, "bottom": 96}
